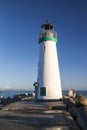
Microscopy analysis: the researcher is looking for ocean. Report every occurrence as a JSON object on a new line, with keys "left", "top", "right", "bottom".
{"left": 0, "top": 90, "right": 87, "bottom": 98}
{"left": 0, "top": 90, "right": 33, "bottom": 98}
{"left": 63, "top": 90, "right": 87, "bottom": 97}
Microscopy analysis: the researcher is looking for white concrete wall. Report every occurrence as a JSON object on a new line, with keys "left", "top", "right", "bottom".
{"left": 37, "top": 40, "right": 62, "bottom": 100}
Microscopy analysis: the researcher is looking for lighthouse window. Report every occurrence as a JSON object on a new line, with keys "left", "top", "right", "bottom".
{"left": 43, "top": 45, "right": 45, "bottom": 52}
{"left": 44, "top": 45, "right": 45, "bottom": 51}
{"left": 40, "top": 87, "right": 46, "bottom": 96}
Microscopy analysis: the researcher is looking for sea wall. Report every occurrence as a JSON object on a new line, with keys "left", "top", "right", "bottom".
{"left": 0, "top": 92, "right": 34, "bottom": 109}
{"left": 64, "top": 89, "right": 87, "bottom": 130}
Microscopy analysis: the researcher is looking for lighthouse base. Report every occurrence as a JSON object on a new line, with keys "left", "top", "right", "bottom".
{"left": 35, "top": 99, "right": 62, "bottom": 102}
{"left": 35, "top": 86, "right": 62, "bottom": 101}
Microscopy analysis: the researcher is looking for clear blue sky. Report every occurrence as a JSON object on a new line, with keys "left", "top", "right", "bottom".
{"left": 0, "top": 0, "right": 87, "bottom": 90}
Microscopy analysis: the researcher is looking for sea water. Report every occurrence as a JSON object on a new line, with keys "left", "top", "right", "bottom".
{"left": 0, "top": 90, "right": 87, "bottom": 98}
{"left": 0, "top": 90, "right": 33, "bottom": 98}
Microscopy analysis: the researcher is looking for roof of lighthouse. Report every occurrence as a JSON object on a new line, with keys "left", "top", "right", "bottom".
{"left": 41, "top": 21, "right": 54, "bottom": 30}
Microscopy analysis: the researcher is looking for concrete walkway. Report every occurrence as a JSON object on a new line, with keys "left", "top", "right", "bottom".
{"left": 0, "top": 100, "right": 80, "bottom": 130}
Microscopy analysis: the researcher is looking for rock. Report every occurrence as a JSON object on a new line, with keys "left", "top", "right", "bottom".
{"left": 75, "top": 94, "right": 87, "bottom": 106}
{"left": 68, "top": 89, "right": 76, "bottom": 98}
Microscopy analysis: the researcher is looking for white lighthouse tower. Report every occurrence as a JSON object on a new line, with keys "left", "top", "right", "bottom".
{"left": 34, "top": 21, "right": 62, "bottom": 101}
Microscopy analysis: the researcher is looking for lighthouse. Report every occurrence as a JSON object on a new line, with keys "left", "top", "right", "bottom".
{"left": 34, "top": 21, "right": 62, "bottom": 101}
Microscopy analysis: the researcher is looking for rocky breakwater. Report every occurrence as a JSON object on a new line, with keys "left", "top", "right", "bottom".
{"left": 64, "top": 89, "right": 87, "bottom": 130}
{"left": 0, "top": 92, "right": 35, "bottom": 109}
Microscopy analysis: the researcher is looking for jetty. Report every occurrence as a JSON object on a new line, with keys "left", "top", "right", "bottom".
{"left": 0, "top": 90, "right": 87, "bottom": 130}
{"left": 0, "top": 100, "right": 79, "bottom": 129}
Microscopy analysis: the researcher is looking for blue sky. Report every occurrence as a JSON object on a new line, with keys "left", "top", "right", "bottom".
{"left": 0, "top": 0, "right": 87, "bottom": 90}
